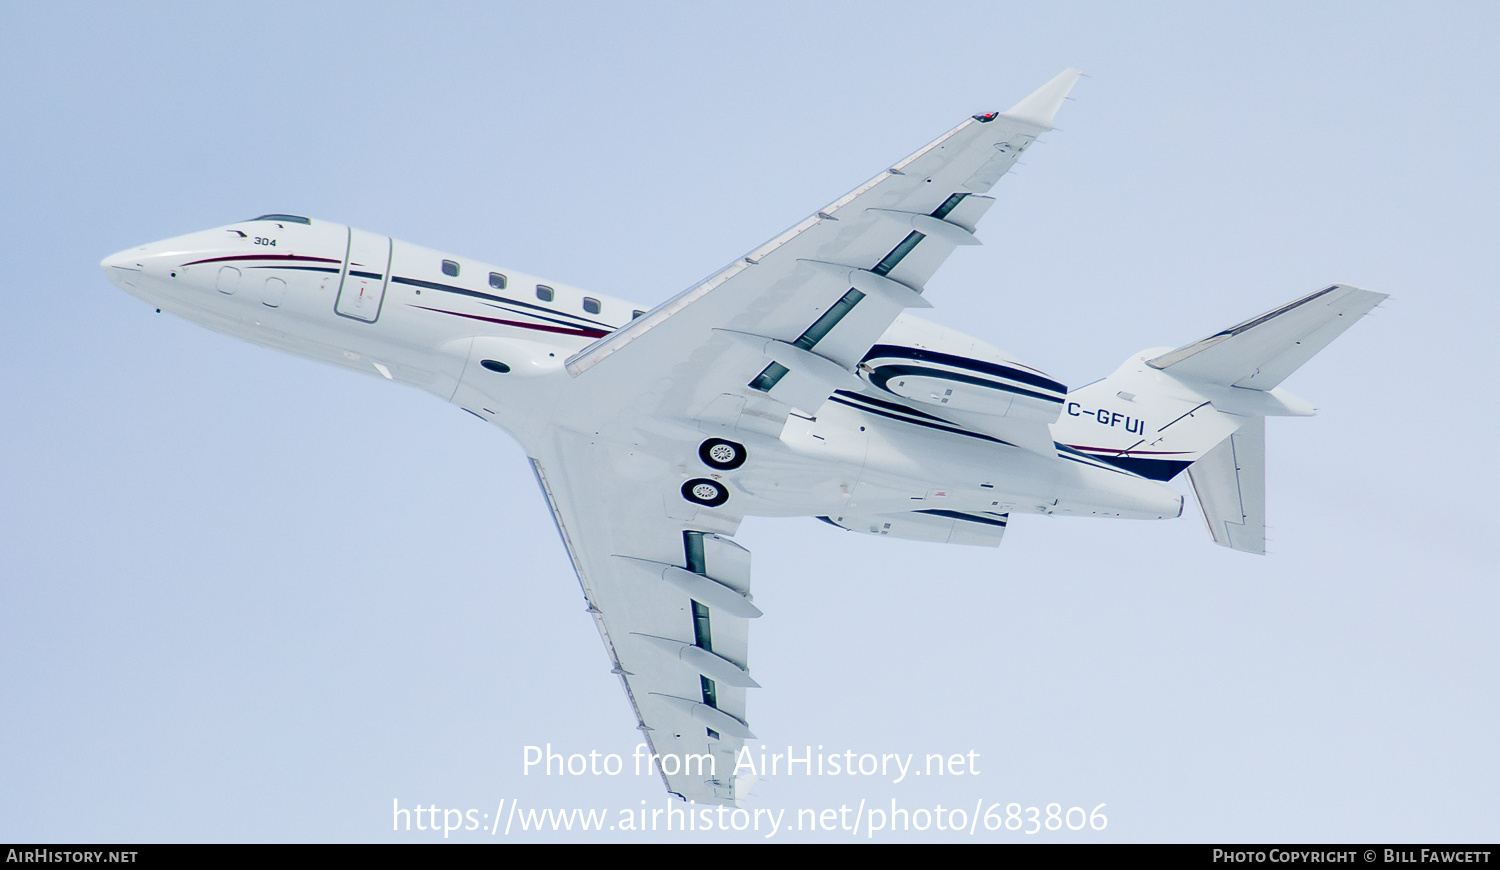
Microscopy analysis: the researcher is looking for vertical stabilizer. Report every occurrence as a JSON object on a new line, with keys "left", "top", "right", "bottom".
{"left": 1053, "top": 283, "right": 1384, "bottom": 553}
{"left": 1187, "top": 418, "right": 1266, "bottom": 554}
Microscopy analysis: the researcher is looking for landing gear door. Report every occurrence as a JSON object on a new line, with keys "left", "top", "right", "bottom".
{"left": 335, "top": 227, "right": 391, "bottom": 323}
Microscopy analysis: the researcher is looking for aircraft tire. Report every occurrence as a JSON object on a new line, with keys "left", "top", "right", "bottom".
{"left": 698, "top": 438, "right": 747, "bottom": 470}
{"left": 682, "top": 478, "right": 729, "bottom": 508}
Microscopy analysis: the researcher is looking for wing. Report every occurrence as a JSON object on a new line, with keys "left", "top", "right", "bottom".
{"left": 529, "top": 72, "right": 1082, "bottom": 802}
{"left": 554, "top": 69, "right": 1082, "bottom": 439}
{"left": 530, "top": 429, "right": 760, "bottom": 805}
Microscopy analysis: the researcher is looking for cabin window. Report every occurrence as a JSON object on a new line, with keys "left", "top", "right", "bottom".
{"left": 582, "top": 297, "right": 601, "bottom": 315}
{"left": 489, "top": 272, "right": 507, "bottom": 290}
{"left": 441, "top": 260, "right": 460, "bottom": 277}
{"left": 536, "top": 285, "right": 554, "bottom": 302}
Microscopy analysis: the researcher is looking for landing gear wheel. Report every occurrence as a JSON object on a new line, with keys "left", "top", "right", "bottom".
{"left": 681, "top": 478, "right": 729, "bottom": 508}
{"left": 698, "top": 438, "right": 747, "bottom": 470}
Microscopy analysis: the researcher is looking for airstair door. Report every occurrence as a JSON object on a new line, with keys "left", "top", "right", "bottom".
{"left": 334, "top": 227, "right": 391, "bottom": 323}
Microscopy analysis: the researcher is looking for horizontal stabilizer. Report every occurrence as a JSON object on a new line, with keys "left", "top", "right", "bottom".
{"left": 1148, "top": 285, "right": 1386, "bottom": 390}
{"left": 1187, "top": 418, "right": 1266, "bottom": 554}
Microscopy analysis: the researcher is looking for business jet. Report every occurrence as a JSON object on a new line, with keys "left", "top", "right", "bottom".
{"left": 100, "top": 69, "right": 1383, "bottom": 805}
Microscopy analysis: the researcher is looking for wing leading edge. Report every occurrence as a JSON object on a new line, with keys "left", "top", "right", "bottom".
{"left": 555, "top": 69, "right": 1083, "bottom": 439}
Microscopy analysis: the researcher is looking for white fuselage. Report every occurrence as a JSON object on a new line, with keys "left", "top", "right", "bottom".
{"left": 102, "top": 216, "right": 1183, "bottom": 532}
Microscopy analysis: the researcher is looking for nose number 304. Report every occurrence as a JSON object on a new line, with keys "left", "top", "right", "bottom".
{"left": 254, "top": 237, "right": 277, "bottom": 246}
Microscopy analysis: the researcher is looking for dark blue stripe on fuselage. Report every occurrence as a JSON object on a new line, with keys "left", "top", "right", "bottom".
{"left": 391, "top": 275, "right": 614, "bottom": 331}
{"left": 915, "top": 509, "right": 1008, "bottom": 527}
{"left": 831, "top": 389, "right": 949, "bottom": 423}
{"left": 1053, "top": 443, "right": 1144, "bottom": 478}
{"left": 1086, "top": 454, "right": 1191, "bottom": 481}
{"left": 828, "top": 393, "right": 1014, "bottom": 447}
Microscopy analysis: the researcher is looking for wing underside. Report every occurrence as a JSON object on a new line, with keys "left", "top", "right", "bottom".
{"left": 514, "top": 72, "right": 1085, "bottom": 803}
{"left": 530, "top": 432, "right": 759, "bottom": 804}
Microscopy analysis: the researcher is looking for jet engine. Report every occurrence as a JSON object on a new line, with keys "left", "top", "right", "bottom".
{"left": 858, "top": 343, "right": 1067, "bottom": 424}
{"left": 818, "top": 509, "right": 1009, "bottom": 547}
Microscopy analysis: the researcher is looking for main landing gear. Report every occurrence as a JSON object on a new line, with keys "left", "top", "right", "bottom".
{"left": 681, "top": 479, "right": 729, "bottom": 507}
{"left": 680, "top": 438, "right": 745, "bottom": 507}
{"left": 698, "top": 438, "right": 747, "bottom": 470}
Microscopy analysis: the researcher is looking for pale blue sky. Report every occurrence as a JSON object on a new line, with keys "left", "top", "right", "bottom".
{"left": 2, "top": 1, "right": 1496, "bottom": 842}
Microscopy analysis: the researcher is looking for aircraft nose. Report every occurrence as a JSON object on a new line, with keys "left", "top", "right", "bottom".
{"left": 101, "top": 246, "right": 147, "bottom": 290}
{"left": 101, "top": 248, "right": 130, "bottom": 271}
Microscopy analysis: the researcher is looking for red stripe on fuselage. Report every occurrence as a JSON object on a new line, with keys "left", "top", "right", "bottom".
{"left": 410, "top": 305, "right": 609, "bottom": 339}
{"left": 1066, "top": 444, "right": 1191, "bottom": 456}
{"left": 181, "top": 254, "right": 344, "bottom": 267}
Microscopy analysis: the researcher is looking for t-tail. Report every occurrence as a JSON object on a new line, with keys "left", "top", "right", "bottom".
{"left": 1052, "top": 284, "right": 1386, "bottom": 554}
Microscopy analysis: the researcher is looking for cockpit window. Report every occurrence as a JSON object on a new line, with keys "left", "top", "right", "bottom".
{"left": 248, "top": 214, "right": 311, "bottom": 225}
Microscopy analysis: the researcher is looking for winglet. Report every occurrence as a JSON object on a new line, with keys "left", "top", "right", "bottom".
{"left": 1002, "top": 68, "right": 1083, "bottom": 129}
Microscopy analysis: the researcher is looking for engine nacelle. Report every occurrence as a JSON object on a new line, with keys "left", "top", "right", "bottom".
{"left": 859, "top": 343, "right": 1067, "bottom": 424}
{"left": 818, "top": 509, "right": 1009, "bottom": 547}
